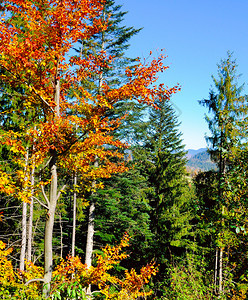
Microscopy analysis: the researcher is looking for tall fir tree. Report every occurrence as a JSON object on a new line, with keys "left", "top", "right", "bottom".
{"left": 199, "top": 52, "right": 248, "bottom": 296}
{"left": 134, "top": 97, "right": 194, "bottom": 297}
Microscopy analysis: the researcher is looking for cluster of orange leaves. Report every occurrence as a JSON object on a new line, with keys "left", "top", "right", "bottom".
{"left": 53, "top": 233, "right": 157, "bottom": 299}
{"left": 0, "top": 235, "right": 157, "bottom": 299}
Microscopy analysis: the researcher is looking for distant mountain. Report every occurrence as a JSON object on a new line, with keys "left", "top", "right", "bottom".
{"left": 186, "top": 148, "right": 207, "bottom": 159}
{"left": 186, "top": 148, "right": 217, "bottom": 174}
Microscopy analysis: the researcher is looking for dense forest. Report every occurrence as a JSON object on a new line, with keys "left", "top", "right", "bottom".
{"left": 0, "top": 1, "right": 247, "bottom": 299}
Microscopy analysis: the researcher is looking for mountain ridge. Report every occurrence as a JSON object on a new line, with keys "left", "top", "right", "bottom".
{"left": 185, "top": 148, "right": 216, "bottom": 174}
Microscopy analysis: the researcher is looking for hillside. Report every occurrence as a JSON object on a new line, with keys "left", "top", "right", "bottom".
{"left": 186, "top": 149, "right": 217, "bottom": 174}
{"left": 186, "top": 148, "right": 207, "bottom": 159}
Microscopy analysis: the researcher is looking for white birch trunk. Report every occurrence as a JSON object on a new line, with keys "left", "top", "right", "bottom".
{"left": 20, "top": 149, "right": 29, "bottom": 271}
{"left": 214, "top": 247, "right": 218, "bottom": 294}
{"left": 59, "top": 213, "right": 63, "bottom": 258}
{"left": 27, "top": 164, "right": 35, "bottom": 262}
{"left": 71, "top": 173, "right": 77, "bottom": 257}
{"left": 85, "top": 201, "right": 95, "bottom": 268}
{"left": 85, "top": 9, "right": 104, "bottom": 268}
{"left": 20, "top": 202, "right": 27, "bottom": 271}
{"left": 219, "top": 247, "right": 224, "bottom": 295}
{"left": 85, "top": 159, "right": 98, "bottom": 296}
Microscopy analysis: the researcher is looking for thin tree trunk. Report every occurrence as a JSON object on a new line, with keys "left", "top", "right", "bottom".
{"left": 85, "top": 201, "right": 95, "bottom": 268}
{"left": 219, "top": 246, "right": 224, "bottom": 295}
{"left": 214, "top": 247, "right": 218, "bottom": 294}
{"left": 27, "top": 163, "right": 35, "bottom": 262}
{"left": 85, "top": 8, "right": 104, "bottom": 267}
{"left": 71, "top": 173, "right": 77, "bottom": 257}
{"left": 20, "top": 149, "right": 29, "bottom": 271}
{"left": 219, "top": 205, "right": 225, "bottom": 296}
{"left": 20, "top": 202, "right": 27, "bottom": 271}
{"left": 85, "top": 201, "right": 95, "bottom": 296}
{"left": 217, "top": 130, "right": 225, "bottom": 297}
{"left": 85, "top": 159, "right": 98, "bottom": 296}
{"left": 59, "top": 213, "right": 63, "bottom": 258}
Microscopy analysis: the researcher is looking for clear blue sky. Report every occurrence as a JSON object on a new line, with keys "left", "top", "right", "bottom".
{"left": 115, "top": 0, "right": 248, "bottom": 149}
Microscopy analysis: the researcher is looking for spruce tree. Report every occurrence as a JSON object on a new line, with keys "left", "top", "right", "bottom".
{"left": 134, "top": 97, "right": 194, "bottom": 296}
{"left": 199, "top": 52, "right": 248, "bottom": 296}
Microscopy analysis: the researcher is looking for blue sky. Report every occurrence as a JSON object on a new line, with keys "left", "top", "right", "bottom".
{"left": 115, "top": 0, "right": 248, "bottom": 149}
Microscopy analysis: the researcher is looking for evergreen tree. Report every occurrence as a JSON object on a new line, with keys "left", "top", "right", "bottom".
{"left": 92, "top": 163, "right": 153, "bottom": 268}
{"left": 199, "top": 52, "right": 248, "bottom": 296}
{"left": 199, "top": 52, "right": 247, "bottom": 171}
{"left": 134, "top": 97, "right": 194, "bottom": 297}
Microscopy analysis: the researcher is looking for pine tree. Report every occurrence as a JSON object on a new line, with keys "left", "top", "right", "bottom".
{"left": 134, "top": 97, "right": 194, "bottom": 296}
{"left": 199, "top": 52, "right": 248, "bottom": 296}
{"left": 199, "top": 52, "right": 247, "bottom": 171}
{"left": 93, "top": 163, "right": 153, "bottom": 267}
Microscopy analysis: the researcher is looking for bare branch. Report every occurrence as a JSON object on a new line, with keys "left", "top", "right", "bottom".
{"left": 33, "top": 196, "right": 49, "bottom": 210}
{"left": 25, "top": 278, "right": 45, "bottom": 286}
{"left": 57, "top": 184, "right": 67, "bottom": 201}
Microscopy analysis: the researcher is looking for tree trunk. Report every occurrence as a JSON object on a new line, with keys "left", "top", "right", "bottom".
{"left": 43, "top": 153, "right": 58, "bottom": 298}
{"left": 20, "top": 149, "right": 29, "bottom": 271}
{"left": 71, "top": 173, "right": 77, "bottom": 257}
{"left": 85, "top": 201, "right": 95, "bottom": 268}
{"left": 43, "top": 74, "right": 60, "bottom": 297}
{"left": 20, "top": 201, "right": 27, "bottom": 271}
{"left": 85, "top": 200, "right": 95, "bottom": 296}
{"left": 59, "top": 213, "right": 63, "bottom": 258}
{"left": 214, "top": 247, "right": 218, "bottom": 294}
{"left": 219, "top": 246, "right": 224, "bottom": 295}
{"left": 85, "top": 159, "right": 98, "bottom": 296}
{"left": 27, "top": 164, "right": 35, "bottom": 262}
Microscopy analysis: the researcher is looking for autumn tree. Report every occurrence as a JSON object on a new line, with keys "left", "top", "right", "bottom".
{"left": 0, "top": 0, "right": 179, "bottom": 296}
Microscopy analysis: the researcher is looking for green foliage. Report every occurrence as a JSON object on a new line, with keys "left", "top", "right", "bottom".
{"left": 91, "top": 163, "right": 153, "bottom": 269}
{"left": 166, "top": 254, "right": 214, "bottom": 300}
{"left": 51, "top": 278, "right": 87, "bottom": 300}
{"left": 130, "top": 98, "right": 196, "bottom": 297}
{"left": 199, "top": 51, "right": 248, "bottom": 168}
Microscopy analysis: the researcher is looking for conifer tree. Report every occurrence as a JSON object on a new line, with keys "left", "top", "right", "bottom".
{"left": 134, "top": 97, "right": 194, "bottom": 296}
{"left": 199, "top": 52, "right": 247, "bottom": 171}
{"left": 199, "top": 52, "right": 248, "bottom": 295}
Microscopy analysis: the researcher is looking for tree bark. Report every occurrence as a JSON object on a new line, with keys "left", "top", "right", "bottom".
{"left": 85, "top": 159, "right": 98, "bottom": 296}
{"left": 27, "top": 163, "right": 35, "bottom": 262}
{"left": 59, "top": 213, "right": 63, "bottom": 258}
{"left": 214, "top": 247, "right": 218, "bottom": 294}
{"left": 43, "top": 153, "right": 57, "bottom": 298}
{"left": 20, "top": 149, "right": 29, "bottom": 271}
{"left": 43, "top": 72, "right": 60, "bottom": 298}
{"left": 20, "top": 201, "right": 27, "bottom": 271}
{"left": 71, "top": 173, "right": 77, "bottom": 257}
{"left": 85, "top": 201, "right": 95, "bottom": 268}
{"left": 219, "top": 246, "right": 224, "bottom": 295}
